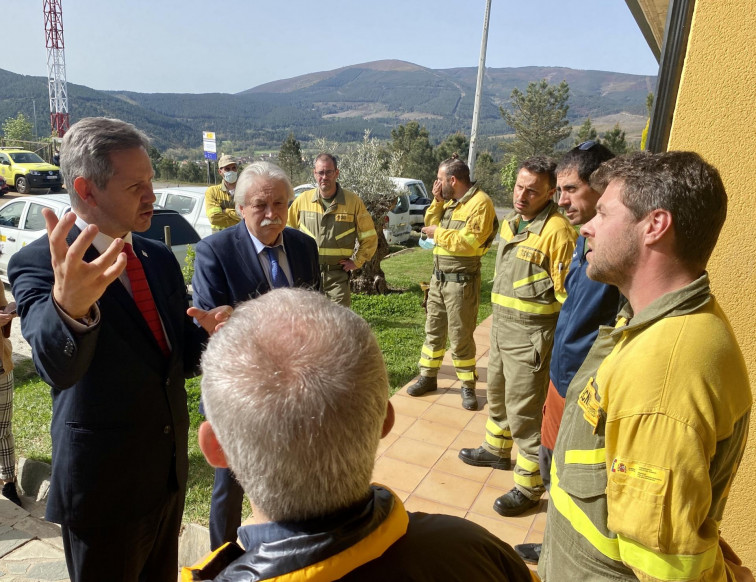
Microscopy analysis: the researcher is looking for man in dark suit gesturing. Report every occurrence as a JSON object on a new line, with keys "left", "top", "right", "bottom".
{"left": 8, "top": 117, "right": 229, "bottom": 582}
{"left": 192, "top": 160, "right": 321, "bottom": 550}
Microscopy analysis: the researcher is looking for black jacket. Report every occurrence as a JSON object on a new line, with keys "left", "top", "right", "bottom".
{"left": 183, "top": 486, "right": 533, "bottom": 581}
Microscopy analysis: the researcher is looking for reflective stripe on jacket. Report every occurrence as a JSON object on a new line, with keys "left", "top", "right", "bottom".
{"left": 541, "top": 274, "right": 752, "bottom": 582}
{"left": 425, "top": 185, "right": 498, "bottom": 274}
{"left": 491, "top": 201, "right": 576, "bottom": 323}
{"left": 287, "top": 185, "right": 377, "bottom": 268}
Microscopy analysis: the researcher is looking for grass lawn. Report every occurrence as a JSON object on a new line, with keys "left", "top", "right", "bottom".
{"left": 13, "top": 244, "right": 497, "bottom": 527}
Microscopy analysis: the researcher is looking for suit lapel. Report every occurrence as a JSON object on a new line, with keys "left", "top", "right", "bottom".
{"left": 234, "top": 223, "right": 270, "bottom": 297}
{"left": 283, "top": 228, "right": 305, "bottom": 288}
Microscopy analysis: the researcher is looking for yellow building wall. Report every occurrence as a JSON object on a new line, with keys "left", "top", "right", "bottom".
{"left": 667, "top": 0, "right": 756, "bottom": 567}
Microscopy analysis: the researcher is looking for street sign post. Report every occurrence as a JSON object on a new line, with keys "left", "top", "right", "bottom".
{"left": 203, "top": 131, "right": 217, "bottom": 161}
{"left": 203, "top": 131, "right": 217, "bottom": 183}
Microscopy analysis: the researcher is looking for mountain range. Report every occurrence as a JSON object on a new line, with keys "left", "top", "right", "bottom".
{"left": 0, "top": 60, "right": 656, "bottom": 151}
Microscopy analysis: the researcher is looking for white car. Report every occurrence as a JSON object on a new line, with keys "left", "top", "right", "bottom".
{"left": 0, "top": 194, "right": 200, "bottom": 284}
{"left": 293, "top": 183, "right": 316, "bottom": 198}
{"left": 153, "top": 186, "right": 213, "bottom": 239}
{"left": 390, "top": 177, "right": 431, "bottom": 228}
{"left": 383, "top": 192, "right": 412, "bottom": 245}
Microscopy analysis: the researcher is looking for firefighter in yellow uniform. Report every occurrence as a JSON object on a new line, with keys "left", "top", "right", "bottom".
{"left": 539, "top": 152, "right": 752, "bottom": 581}
{"left": 204, "top": 154, "right": 241, "bottom": 231}
{"left": 406, "top": 155, "right": 498, "bottom": 411}
{"left": 459, "top": 157, "right": 576, "bottom": 517}
{"left": 287, "top": 153, "right": 377, "bottom": 307}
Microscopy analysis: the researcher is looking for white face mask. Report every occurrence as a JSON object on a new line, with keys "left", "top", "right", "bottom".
{"left": 418, "top": 234, "right": 436, "bottom": 250}
{"left": 223, "top": 170, "right": 238, "bottom": 184}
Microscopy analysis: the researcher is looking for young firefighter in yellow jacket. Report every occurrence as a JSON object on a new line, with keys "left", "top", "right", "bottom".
{"left": 287, "top": 153, "right": 377, "bottom": 307}
{"left": 406, "top": 155, "right": 498, "bottom": 411}
{"left": 539, "top": 152, "right": 752, "bottom": 582}
{"left": 460, "top": 157, "right": 576, "bottom": 517}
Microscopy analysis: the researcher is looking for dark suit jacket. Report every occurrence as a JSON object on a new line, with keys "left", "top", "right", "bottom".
{"left": 8, "top": 227, "right": 207, "bottom": 527}
{"left": 191, "top": 223, "right": 321, "bottom": 311}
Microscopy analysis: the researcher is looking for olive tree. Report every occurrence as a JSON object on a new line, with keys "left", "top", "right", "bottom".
{"left": 314, "top": 132, "right": 401, "bottom": 294}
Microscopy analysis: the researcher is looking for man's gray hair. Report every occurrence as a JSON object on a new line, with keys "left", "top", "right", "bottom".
{"left": 60, "top": 117, "right": 150, "bottom": 211}
{"left": 200, "top": 288, "right": 389, "bottom": 522}
{"left": 234, "top": 161, "right": 294, "bottom": 209}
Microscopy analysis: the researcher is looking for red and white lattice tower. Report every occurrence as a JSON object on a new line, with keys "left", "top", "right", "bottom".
{"left": 43, "top": 0, "right": 70, "bottom": 137}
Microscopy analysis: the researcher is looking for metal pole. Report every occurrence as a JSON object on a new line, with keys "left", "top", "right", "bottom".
{"left": 32, "top": 99, "right": 38, "bottom": 139}
{"left": 468, "top": 0, "right": 492, "bottom": 180}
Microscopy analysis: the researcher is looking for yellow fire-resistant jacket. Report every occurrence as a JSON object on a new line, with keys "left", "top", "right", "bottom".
{"left": 425, "top": 185, "right": 498, "bottom": 274}
{"left": 540, "top": 274, "right": 752, "bottom": 582}
{"left": 491, "top": 201, "right": 576, "bottom": 323}
{"left": 287, "top": 184, "right": 377, "bottom": 268}
{"left": 204, "top": 183, "right": 240, "bottom": 230}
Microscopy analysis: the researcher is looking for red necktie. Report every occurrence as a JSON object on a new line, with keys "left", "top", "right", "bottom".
{"left": 124, "top": 243, "right": 170, "bottom": 356}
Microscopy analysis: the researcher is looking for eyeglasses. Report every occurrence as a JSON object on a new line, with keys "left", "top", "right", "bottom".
{"left": 314, "top": 170, "right": 336, "bottom": 177}
{"left": 578, "top": 140, "right": 599, "bottom": 151}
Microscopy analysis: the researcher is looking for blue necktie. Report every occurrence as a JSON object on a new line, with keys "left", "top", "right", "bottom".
{"left": 265, "top": 247, "right": 289, "bottom": 288}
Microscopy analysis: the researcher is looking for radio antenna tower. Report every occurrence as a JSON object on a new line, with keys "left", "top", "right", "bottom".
{"left": 43, "top": 0, "right": 70, "bottom": 137}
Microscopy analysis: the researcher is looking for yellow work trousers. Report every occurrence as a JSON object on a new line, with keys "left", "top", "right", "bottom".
{"left": 484, "top": 316, "right": 555, "bottom": 500}
{"left": 321, "top": 267, "right": 350, "bottom": 308}
{"left": 418, "top": 273, "right": 481, "bottom": 388}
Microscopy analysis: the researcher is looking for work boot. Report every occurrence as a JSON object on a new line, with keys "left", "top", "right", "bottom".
{"left": 493, "top": 487, "right": 540, "bottom": 517}
{"left": 461, "top": 387, "right": 478, "bottom": 410}
{"left": 406, "top": 375, "right": 437, "bottom": 397}
{"left": 514, "top": 543, "right": 542, "bottom": 564}
{"left": 458, "top": 446, "right": 511, "bottom": 470}
{"left": 1, "top": 482, "right": 22, "bottom": 507}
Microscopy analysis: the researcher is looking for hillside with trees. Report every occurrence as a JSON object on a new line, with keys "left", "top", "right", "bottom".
{"left": 1, "top": 60, "right": 654, "bottom": 152}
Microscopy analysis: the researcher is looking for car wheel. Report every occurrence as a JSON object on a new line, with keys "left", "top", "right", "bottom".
{"left": 15, "top": 176, "right": 30, "bottom": 194}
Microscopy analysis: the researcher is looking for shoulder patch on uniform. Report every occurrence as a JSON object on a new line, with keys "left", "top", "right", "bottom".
{"left": 516, "top": 247, "right": 545, "bottom": 265}
{"left": 578, "top": 377, "right": 603, "bottom": 433}
{"left": 467, "top": 215, "right": 483, "bottom": 234}
{"left": 610, "top": 458, "right": 668, "bottom": 485}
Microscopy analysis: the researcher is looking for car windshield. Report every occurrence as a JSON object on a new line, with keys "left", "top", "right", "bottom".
{"left": 143, "top": 212, "right": 200, "bottom": 245}
{"left": 9, "top": 152, "right": 46, "bottom": 164}
{"left": 407, "top": 184, "right": 425, "bottom": 204}
{"left": 391, "top": 194, "right": 410, "bottom": 214}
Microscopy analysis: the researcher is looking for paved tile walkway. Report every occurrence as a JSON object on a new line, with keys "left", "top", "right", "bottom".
{"left": 0, "top": 496, "right": 67, "bottom": 581}
{"left": 373, "top": 315, "right": 545, "bottom": 573}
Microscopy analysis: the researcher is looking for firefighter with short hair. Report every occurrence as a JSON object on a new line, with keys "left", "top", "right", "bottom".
{"left": 459, "top": 156, "right": 576, "bottom": 517}
{"left": 287, "top": 153, "right": 377, "bottom": 307}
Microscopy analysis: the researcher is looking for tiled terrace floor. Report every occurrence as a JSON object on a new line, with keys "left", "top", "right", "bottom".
{"left": 373, "top": 315, "right": 545, "bottom": 572}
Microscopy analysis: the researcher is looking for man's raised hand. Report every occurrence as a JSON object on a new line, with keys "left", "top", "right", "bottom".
{"left": 44, "top": 208, "right": 127, "bottom": 319}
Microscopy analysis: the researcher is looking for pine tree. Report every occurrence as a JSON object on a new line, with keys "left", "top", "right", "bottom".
{"left": 574, "top": 118, "right": 599, "bottom": 146}
{"left": 603, "top": 123, "right": 628, "bottom": 155}
{"left": 390, "top": 122, "right": 437, "bottom": 190}
{"left": 278, "top": 132, "right": 305, "bottom": 183}
{"left": 436, "top": 133, "right": 470, "bottom": 164}
{"left": 500, "top": 79, "right": 572, "bottom": 158}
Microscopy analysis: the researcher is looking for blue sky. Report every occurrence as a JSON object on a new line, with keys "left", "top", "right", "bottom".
{"left": 3, "top": 0, "right": 658, "bottom": 94}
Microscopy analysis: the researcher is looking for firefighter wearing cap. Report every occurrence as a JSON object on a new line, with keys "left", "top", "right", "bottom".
{"left": 287, "top": 153, "right": 377, "bottom": 307}
{"left": 459, "top": 157, "right": 576, "bottom": 517}
{"left": 405, "top": 156, "right": 497, "bottom": 411}
{"left": 205, "top": 154, "right": 241, "bottom": 231}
